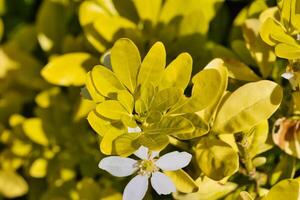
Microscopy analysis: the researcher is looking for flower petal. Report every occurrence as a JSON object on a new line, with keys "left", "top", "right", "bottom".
{"left": 150, "top": 151, "right": 159, "bottom": 159}
{"left": 128, "top": 126, "right": 142, "bottom": 133}
{"left": 123, "top": 175, "right": 149, "bottom": 200}
{"left": 98, "top": 156, "right": 137, "bottom": 177}
{"left": 150, "top": 172, "right": 176, "bottom": 195}
{"left": 281, "top": 72, "right": 294, "bottom": 80}
{"left": 155, "top": 151, "right": 192, "bottom": 171}
{"left": 134, "top": 146, "right": 149, "bottom": 159}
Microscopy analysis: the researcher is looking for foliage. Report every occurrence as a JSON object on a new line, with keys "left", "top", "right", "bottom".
{"left": 0, "top": 0, "right": 300, "bottom": 200}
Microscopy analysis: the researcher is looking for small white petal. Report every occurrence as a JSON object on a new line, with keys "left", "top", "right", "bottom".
{"left": 281, "top": 72, "right": 294, "bottom": 80}
{"left": 123, "top": 175, "right": 149, "bottom": 200}
{"left": 134, "top": 146, "right": 149, "bottom": 159}
{"left": 150, "top": 151, "right": 159, "bottom": 159}
{"left": 150, "top": 172, "right": 176, "bottom": 195}
{"left": 155, "top": 151, "right": 192, "bottom": 171}
{"left": 98, "top": 156, "right": 137, "bottom": 177}
{"left": 128, "top": 126, "right": 142, "bottom": 133}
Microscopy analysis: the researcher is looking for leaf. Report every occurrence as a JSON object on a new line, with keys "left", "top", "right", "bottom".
{"left": 244, "top": 120, "right": 272, "bottom": 158}
{"left": 270, "top": 154, "right": 296, "bottom": 186}
{"left": 93, "top": 14, "right": 136, "bottom": 42}
{"left": 195, "top": 138, "right": 239, "bottom": 181}
{"left": 114, "top": 133, "right": 141, "bottom": 156}
{"left": 159, "top": 53, "right": 192, "bottom": 90}
{"left": 197, "top": 59, "right": 228, "bottom": 123}
{"left": 213, "top": 80, "right": 283, "bottom": 134}
{"left": 79, "top": 1, "right": 107, "bottom": 52}
{"left": 164, "top": 170, "right": 198, "bottom": 193}
{"left": 100, "top": 127, "right": 125, "bottom": 155}
{"left": 133, "top": 0, "right": 161, "bottom": 24}
{"left": 179, "top": 11, "right": 208, "bottom": 36}
{"left": 88, "top": 65, "right": 125, "bottom": 98}
{"left": 239, "top": 191, "right": 254, "bottom": 200}
{"left": 144, "top": 116, "right": 194, "bottom": 135}
{"left": 111, "top": 38, "right": 141, "bottom": 93}
{"left": 243, "top": 19, "right": 276, "bottom": 78}
{"left": 137, "top": 42, "right": 166, "bottom": 87}
{"left": 29, "top": 158, "right": 48, "bottom": 178}
{"left": 0, "top": 170, "right": 28, "bottom": 198}
{"left": 173, "top": 65, "right": 225, "bottom": 113}
{"left": 117, "top": 90, "right": 134, "bottom": 114}
{"left": 174, "top": 113, "right": 209, "bottom": 140}
{"left": 87, "top": 110, "right": 118, "bottom": 136}
{"left": 259, "top": 18, "right": 295, "bottom": 46}
{"left": 85, "top": 72, "right": 106, "bottom": 103}
{"left": 36, "top": 0, "right": 68, "bottom": 52}
{"left": 231, "top": 40, "right": 256, "bottom": 66}
{"left": 151, "top": 87, "right": 182, "bottom": 113}
{"left": 212, "top": 44, "right": 261, "bottom": 81}
{"left": 275, "top": 43, "right": 300, "bottom": 59}
{"left": 135, "top": 82, "right": 156, "bottom": 114}
{"left": 263, "top": 179, "right": 300, "bottom": 200}
{"left": 138, "top": 134, "right": 169, "bottom": 151}
{"left": 223, "top": 58, "right": 261, "bottom": 81}
{"left": 22, "top": 118, "right": 49, "bottom": 146}
{"left": 173, "top": 176, "right": 237, "bottom": 200}
{"left": 96, "top": 100, "right": 129, "bottom": 120}
{"left": 42, "top": 53, "right": 98, "bottom": 86}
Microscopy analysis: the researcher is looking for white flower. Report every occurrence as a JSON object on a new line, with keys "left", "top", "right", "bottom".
{"left": 98, "top": 146, "right": 192, "bottom": 200}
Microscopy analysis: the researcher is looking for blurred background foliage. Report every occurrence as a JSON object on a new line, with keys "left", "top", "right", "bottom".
{"left": 1, "top": 0, "right": 300, "bottom": 199}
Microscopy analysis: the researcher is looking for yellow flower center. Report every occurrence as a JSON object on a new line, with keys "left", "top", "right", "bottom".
{"left": 138, "top": 159, "right": 158, "bottom": 176}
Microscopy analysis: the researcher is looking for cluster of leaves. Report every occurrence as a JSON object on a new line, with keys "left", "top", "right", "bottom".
{"left": 0, "top": 0, "right": 300, "bottom": 199}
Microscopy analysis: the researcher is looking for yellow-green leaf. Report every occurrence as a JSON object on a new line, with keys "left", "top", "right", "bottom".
{"left": 138, "top": 134, "right": 169, "bottom": 151}
{"left": 159, "top": 53, "right": 192, "bottom": 90}
{"left": 22, "top": 118, "right": 49, "bottom": 146}
{"left": 275, "top": 43, "right": 300, "bottom": 59}
{"left": 85, "top": 72, "right": 105, "bottom": 103}
{"left": 93, "top": 14, "right": 136, "bottom": 42}
{"left": 100, "top": 127, "right": 125, "bottom": 155}
{"left": 42, "top": 53, "right": 98, "bottom": 86}
{"left": 114, "top": 133, "right": 141, "bottom": 156}
{"left": 111, "top": 38, "right": 141, "bottom": 93}
{"left": 195, "top": 138, "right": 239, "bottom": 181}
{"left": 36, "top": 0, "right": 68, "bottom": 52}
{"left": 223, "top": 58, "right": 261, "bottom": 81}
{"left": 89, "top": 65, "right": 125, "bottom": 98}
{"left": 197, "top": 59, "right": 228, "bottom": 123}
{"left": 243, "top": 19, "right": 276, "bottom": 78}
{"left": 96, "top": 100, "right": 129, "bottom": 120}
{"left": 260, "top": 18, "right": 295, "bottom": 46}
{"left": 173, "top": 65, "right": 225, "bottom": 113}
{"left": 151, "top": 87, "right": 182, "bottom": 113}
{"left": 29, "top": 158, "right": 48, "bottom": 178}
{"left": 173, "top": 176, "right": 237, "bottom": 200}
{"left": 144, "top": 116, "right": 194, "bottom": 135}
{"left": 79, "top": 1, "right": 108, "bottom": 52}
{"left": 88, "top": 110, "right": 112, "bottom": 136}
{"left": 133, "top": 0, "right": 161, "bottom": 24}
{"left": 213, "top": 80, "right": 282, "bottom": 134}
{"left": 137, "top": 42, "right": 166, "bottom": 87}
{"left": 263, "top": 179, "right": 300, "bottom": 200}
{"left": 117, "top": 90, "right": 134, "bottom": 114}
{"left": 174, "top": 113, "right": 209, "bottom": 140}
{"left": 165, "top": 169, "right": 198, "bottom": 193}
{"left": 0, "top": 170, "right": 28, "bottom": 198}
